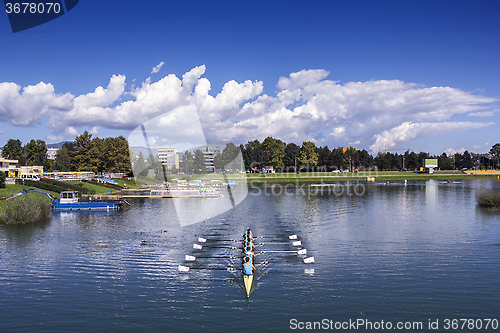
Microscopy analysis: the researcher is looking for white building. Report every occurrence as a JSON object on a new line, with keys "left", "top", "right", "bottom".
{"left": 202, "top": 145, "right": 221, "bottom": 172}
{"left": 158, "top": 147, "right": 179, "bottom": 170}
{"left": 0, "top": 157, "right": 18, "bottom": 177}
{"left": 46, "top": 147, "right": 59, "bottom": 160}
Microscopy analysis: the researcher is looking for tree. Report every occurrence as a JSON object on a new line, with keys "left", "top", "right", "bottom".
{"left": 25, "top": 139, "right": 47, "bottom": 167}
{"left": 182, "top": 151, "right": 194, "bottom": 174}
{"left": 54, "top": 147, "right": 71, "bottom": 171}
{"left": 193, "top": 149, "right": 207, "bottom": 174}
{"left": 357, "top": 149, "right": 373, "bottom": 169}
{"left": 298, "top": 141, "right": 318, "bottom": 169}
{"left": 461, "top": 150, "right": 473, "bottom": 169}
{"left": 490, "top": 143, "right": 500, "bottom": 169}
{"left": 316, "top": 146, "right": 331, "bottom": 171}
{"left": 242, "top": 139, "right": 265, "bottom": 170}
{"left": 145, "top": 154, "right": 163, "bottom": 180}
{"left": 454, "top": 153, "right": 463, "bottom": 170}
{"left": 284, "top": 143, "right": 300, "bottom": 171}
{"left": 2, "top": 139, "right": 23, "bottom": 160}
{"left": 71, "top": 131, "right": 93, "bottom": 171}
{"left": 103, "top": 136, "right": 132, "bottom": 173}
{"left": 214, "top": 142, "right": 242, "bottom": 172}
{"left": 438, "top": 153, "right": 453, "bottom": 170}
{"left": 0, "top": 171, "right": 5, "bottom": 189}
{"left": 262, "top": 137, "right": 286, "bottom": 168}
{"left": 133, "top": 151, "right": 148, "bottom": 177}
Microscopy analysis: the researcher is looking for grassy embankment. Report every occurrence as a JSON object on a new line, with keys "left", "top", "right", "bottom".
{"left": 189, "top": 170, "right": 500, "bottom": 185}
{"left": 0, "top": 179, "right": 132, "bottom": 224}
{"left": 135, "top": 170, "right": 500, "bottom": 186}
{"left": 0, "top": 184, "right": 54, "bottom": 224}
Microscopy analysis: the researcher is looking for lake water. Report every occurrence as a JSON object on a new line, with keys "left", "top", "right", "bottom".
{"left": 1, "top": 179, "right": 499, "bottom": 332}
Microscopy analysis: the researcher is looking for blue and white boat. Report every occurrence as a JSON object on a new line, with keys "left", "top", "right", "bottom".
{"left": 52, "top": 191, "right": 123, "bottom": 210}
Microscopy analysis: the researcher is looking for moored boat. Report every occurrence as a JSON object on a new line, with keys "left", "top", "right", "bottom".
{"left": 52, "top": 191, "right": 123, "bottom": 210}
{"left": 7, "top": 189, "right": 124, "bottom": 211}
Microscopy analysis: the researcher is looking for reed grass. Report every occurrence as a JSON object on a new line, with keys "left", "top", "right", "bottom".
{"left": 0, "top": 195, "right": 51, "bottom": 225}
{"left": 476, "top": 189, "right": 500, "bottom": 208}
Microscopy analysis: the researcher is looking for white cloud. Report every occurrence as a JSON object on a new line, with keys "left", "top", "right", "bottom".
{"left": 370, "top": 122, "right": 493, "bottom": 152}
{"left": 468, "top": 110, "right": 498, "bottom": 117}
{"left": 89, "top": 126, "right": 100, "bottom": 135}
{"left": 445, "top": 147, "right": 466, "bottom": 155}
{"left": 0, "top": 81, "right": 73, "bottom": 126}
{"left": 1, "top": 66, "right": 498, "bottom": 152}
{"left": 151, "top": 62, "right": 165, "bottom": 74}
{"left": 473, "top": 142, "right": 489, "bottom": 150}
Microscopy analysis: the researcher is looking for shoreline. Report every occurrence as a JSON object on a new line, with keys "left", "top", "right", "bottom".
{"left": 242, "top": 173, "right": 500, "bottom": 185}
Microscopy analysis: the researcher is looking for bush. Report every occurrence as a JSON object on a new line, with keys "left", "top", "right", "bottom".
{"left": 0, "top": 195, "right": 51, "bottom": 225}
{"left": 0, "top": 171, "right": 5, "bottom": 189}
{"left": 14, "top": 178, "right": 95, "bottom": 195}
{"left": 476, "top": 189, "right": 500, "bottom": 207}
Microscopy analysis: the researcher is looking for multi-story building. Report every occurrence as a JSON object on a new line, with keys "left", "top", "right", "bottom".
{"left": 0, "top": 157, "right": 19, "bottom": 177}
{"left": 202, "top": 145, "right": 221, "bottom": 172}
{"left": 158, "top": 147, "right": 179, "bottom": 170}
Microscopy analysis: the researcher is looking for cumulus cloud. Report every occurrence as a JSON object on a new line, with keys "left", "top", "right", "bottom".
{"left": 0, "top": 81, "right": 73, "bottom": 126}
{"left": 151, "top": 62, "right": 164, "bottom": 74}
{"left": 370, "top": 122, "right": 493, "bottom": 152}
{"left": 1, "top": 65, "right": 498, "bottom": 152}
{"left": 445, "top": 147, "right": 466, "bottom": 155}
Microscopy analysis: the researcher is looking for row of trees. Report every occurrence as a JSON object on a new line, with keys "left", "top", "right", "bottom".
{"left": 1, "top": 131, "right": 132, "bottom": 174}
{"left": 185, "top": 138, "right": 500, "bottom": 173}
{"left": 3, "top": 133, "right": 499, "bottom": 176}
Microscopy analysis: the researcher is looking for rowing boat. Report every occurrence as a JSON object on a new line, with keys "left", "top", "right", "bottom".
{"left": 242, "top": 229, "right": 255, "bottom": 297}
{"left": 179, "top": 230, "right": 314, "bottom": 298}
{"left": 243, "top": 274, "right": 253, "bottom": 297}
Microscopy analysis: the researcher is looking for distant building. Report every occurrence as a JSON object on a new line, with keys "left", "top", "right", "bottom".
{"left": 202, "top": 145, "right": 221, "bottom": 172}
{"left": 341, "top": 146, "right": 357, "bottom": 152}
{"left": 46, "top": 147, "right": 59, "bottom": 160}
{"left": 158, "top": 147, "right": 180, "bottom": 170}
{"left": 0, "top": 157, "right": 19, "bottom": 177}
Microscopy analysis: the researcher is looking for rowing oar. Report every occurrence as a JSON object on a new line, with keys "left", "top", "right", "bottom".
{"left": 254, "top": 241, "right": 302, "bottom": 246}
{"left": 257, "top": 249, "right": 308, "bottom": 254}
{"left": 257, "top": 257, "right": 315, "bottom": 264}
{"left": 193, "top": 244, "right": 240, "bottom": 250}
{"left": 178, "top": 265, "right": 236, "bottom": 272}
{"left": 196, "top": 235, "right": 298, "bottom": 243}
{"left": 185, "top": 255, "right": 240, "bottom": 261}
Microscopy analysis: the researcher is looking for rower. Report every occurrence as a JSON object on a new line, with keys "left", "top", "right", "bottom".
{"left": 243, "top": 245, "right": 255, "bottom": 260}
{"left": 243, "top": 256, "right": 256, "bottom": 275}
{"left": 243, "top": 241, "right": 255, "bottom": 252}
{"left": 243, "top": 228, "right": 253, "bottom": 241}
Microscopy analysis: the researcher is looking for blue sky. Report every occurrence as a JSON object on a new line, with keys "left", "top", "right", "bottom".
{"left": 1, "top": 0, "right": 499, "bottom": 155}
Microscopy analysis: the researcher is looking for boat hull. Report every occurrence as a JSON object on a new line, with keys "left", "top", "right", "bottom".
{"left": 243, "top": 274, "right": 253, "bottom": 297}
{"left": 51, "top": 201, "right": 123, "bottom": 210}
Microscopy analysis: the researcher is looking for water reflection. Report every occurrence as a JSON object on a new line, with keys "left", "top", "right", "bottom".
{"left": 0, "top": 179, "right": 499, "bottom": 332}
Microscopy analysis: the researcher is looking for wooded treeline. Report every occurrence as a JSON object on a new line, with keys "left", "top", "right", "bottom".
{"left": 182, "top": 138, "right": 500, "bottom": 173}
{"left": 1, "top": 131, "right": 132, "bottom": 173}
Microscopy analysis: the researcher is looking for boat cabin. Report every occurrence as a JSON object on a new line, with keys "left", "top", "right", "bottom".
{"left": 59, "top": 191, "right": 79, "bottom": 204}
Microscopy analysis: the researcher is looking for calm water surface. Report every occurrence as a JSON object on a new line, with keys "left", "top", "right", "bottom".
{"left": 1, "top": 179, "right": 499, "bottom": 332}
